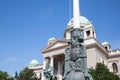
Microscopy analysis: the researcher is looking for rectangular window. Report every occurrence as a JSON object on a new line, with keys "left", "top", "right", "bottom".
{"left": 86, "top": 30, "right": 90, "bottom": 37}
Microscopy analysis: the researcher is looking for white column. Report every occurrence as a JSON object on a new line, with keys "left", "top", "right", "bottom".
{"left": 42, "top": 58, "right": 46, "bottom": 80}
{"left": 50, "top": 56, "right": 54, "bottom": 77}
{"left": 43, "top": 58, "right": 46, "bottom": 70}
{"left": 58, "top": 62, "right": 62, "bottom": 80}
{"left": 90, "top": 29, "right": 93, "bottom": 37}
{"left": 50, "top": 56, "right": 54, "bottom": 67}
{"left": 73, "top": 0, "right": 80, "bottom": 28}
{"left": 118, "top": 61, "right": 120, "bottom": 74}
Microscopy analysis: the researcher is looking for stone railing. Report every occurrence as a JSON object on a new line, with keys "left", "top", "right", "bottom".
{"left": 109, "top": 49, "right": 120, "bottom": 55}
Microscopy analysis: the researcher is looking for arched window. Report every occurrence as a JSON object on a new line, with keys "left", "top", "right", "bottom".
{"left": 112, "top": 63, "right": 118, "bottom": 73}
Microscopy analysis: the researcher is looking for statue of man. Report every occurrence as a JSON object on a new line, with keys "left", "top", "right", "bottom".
{"left": 44, "top": 58, "right": 54, "bottom": 80}
{"left": 63, "top": 29, "right": 93, "bottom": 80}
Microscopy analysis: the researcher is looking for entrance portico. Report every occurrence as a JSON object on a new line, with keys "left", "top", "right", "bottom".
{"left": 41, "top": 39, "right": 68, "bottom": 80}
{"left": 43, "top": 54, "right": 64, "bottom": 80}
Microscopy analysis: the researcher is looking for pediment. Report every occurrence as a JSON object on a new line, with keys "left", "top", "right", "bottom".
{"left": 41, "top": 39, "right": 68, "bottom": 53}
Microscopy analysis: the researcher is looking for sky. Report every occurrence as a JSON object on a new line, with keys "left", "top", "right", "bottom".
{"left": 0, "top": 0, "right": 120, "bottom": 76}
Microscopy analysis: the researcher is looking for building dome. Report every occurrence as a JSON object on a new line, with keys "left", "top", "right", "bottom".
{"left": 102, "top": 41, "right": 109, "bottom": 45}
{"left": 29, "top": 59, "right": 39, "bottom": 67}
{"left": 48, "top": 37, "right": 56, "bottom": 44}
{"left": 67, "top": 14, "right": 94, "bottom": 29}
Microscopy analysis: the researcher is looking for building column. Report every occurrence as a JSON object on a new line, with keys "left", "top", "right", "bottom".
{"left": 50, "top": 55, "right": 54, "bottom": 78}
{"left": 50, "top": 56, "right": 54, "bottom": 67}
{"left": 90, "top": 29, "right": 93, "bottom": 37}
{"left": 118, "top": 61, "right": 120, "bottom": 74}
{"left": 58, "top": 62, "right": 62, "bottom": 80}
{"left": 43, "top": 58, "right": 46, "bottom": 70}
{"left": 118, "top": 61, "right": 120, "bottom": 73}
{"left": 42, "top": 57, "right": 46, "bottom": 80}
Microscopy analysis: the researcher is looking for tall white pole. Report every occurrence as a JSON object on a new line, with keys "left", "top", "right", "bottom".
{"left": 73, "top": 0, "right": 80, "bottom": 28}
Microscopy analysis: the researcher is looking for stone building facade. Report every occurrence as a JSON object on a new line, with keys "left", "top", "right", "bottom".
{"left": 28, "top": 59, "right": 43, "bottom": 79}
{"left": 41, "top": 14, "right": 120, "bottom": 80}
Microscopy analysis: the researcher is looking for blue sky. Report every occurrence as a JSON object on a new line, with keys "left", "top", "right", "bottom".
{"left": 0, "top": 0, "right": 120, "bottom": 76}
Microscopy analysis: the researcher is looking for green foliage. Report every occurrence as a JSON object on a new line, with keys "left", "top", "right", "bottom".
{"left": 0, "top": 70, "right": 9, "bottom": 80}
{"left": 16, "top": 67, "right": 40, "bottom": 80}
{"left": 7, "top": 77, "right": 14, "bottom": 80}
{"left": 14, "top": 71, "right": 18, "bottom": 79}
{"left": 89, "top": 63, "right": 120, "bottom": 80}
{"left": 0, "top": 70, "right": 16, "bottom": 80}
{"left": 0, "top": 67, "right": 41, "bottom": 80}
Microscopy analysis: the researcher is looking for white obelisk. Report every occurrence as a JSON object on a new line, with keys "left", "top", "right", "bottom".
{"left": 73, "top": 0, "right": 80, "bottom": 28}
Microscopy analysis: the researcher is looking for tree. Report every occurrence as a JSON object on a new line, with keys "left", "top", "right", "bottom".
{"left": 14, "top": 71, "right": 18, "bottom": 80}
{"left": 0, "top": 70, "right": 9, "bottom": 80}
{"left": 0, "top": 70, "right": 15, "bottom": 80}
{"left": 17, "top": 67, "right": 40, "bottom": 80}
{"left": 89, "top": 63, "right": 120, "bottom": 80}
{"left": 7, "top": 77, "right": 14, "bottom": 80}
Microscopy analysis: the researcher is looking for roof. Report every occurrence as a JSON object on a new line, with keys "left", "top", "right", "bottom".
{"left": 67, "top": 14, "right": 94, "bottom": 29}
{"left": 41, "top": 39, "right": 68, "bottom": 53}
{"left": 29, "top": 59, "right": 39, "bottom": 67}
{"left": 102, "top": 41, "right": 109, "bottom": 45}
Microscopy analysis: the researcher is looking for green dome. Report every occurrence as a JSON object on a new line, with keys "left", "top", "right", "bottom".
{"left": 67, "top": 14, "right": 94, "bottom": 29}
{"left": 29, "top": 59, "right": 39, "bottom": 67}
{"left": 102, "top": 41, "right": 109, "bottom": 45}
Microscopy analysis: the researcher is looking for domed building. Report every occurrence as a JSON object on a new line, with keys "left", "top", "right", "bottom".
{"left": 28, "top": 59, "right": 43, "bottom": 79}
{"left": 40, "top": 0, "right": 120, "bottom": 80}
{"left": 41, "top": 14, "right": 120, "bottom": 80}
{"left": 29, "top": 59, "right": 39, "bottom": 67}
{"left": 65, "top": 14, "right": 96, "bottom": 40}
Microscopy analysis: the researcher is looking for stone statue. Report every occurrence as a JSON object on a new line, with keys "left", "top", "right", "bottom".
{"left": 43, "top": 58, "right": 54, "bottom": 80}
{"left": 63, "top": 28, "right": 93, "bottom": 80}
{"left": 44, "top": 65, "right": 54, "bottom": 80}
